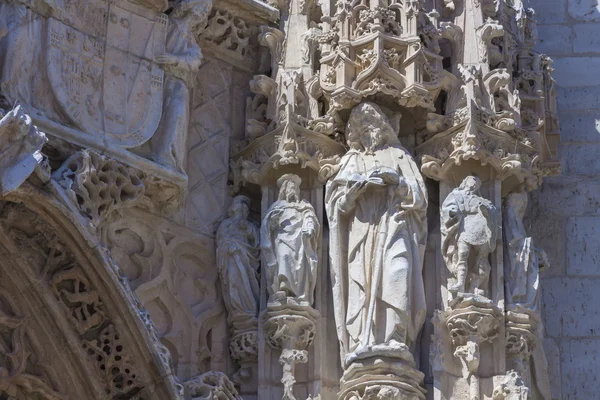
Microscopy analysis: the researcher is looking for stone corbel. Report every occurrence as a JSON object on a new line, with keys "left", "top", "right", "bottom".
{"left": 263, "top": 298, "right": 320, "bottom": 400}
{"left": 444, "top": 295, "right": 503, "bottom": 400}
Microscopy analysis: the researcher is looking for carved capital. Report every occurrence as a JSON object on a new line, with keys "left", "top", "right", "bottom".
{"left": 231, "top": 119, "right": 344, "bottom": 190}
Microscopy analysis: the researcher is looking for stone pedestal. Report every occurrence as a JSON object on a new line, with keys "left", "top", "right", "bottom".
{"left": 264, "top": 298, "right": 320, "bottom": 400}
{"left": 339, "top": 352, "right": 426, "bottom": 400}
{"left": 439, "top": 295, "right": 503, "bottom": 400}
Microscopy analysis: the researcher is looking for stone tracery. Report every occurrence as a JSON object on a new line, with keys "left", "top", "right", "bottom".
{"left": 0, "top": 0, "right": 561, "bottom": 398}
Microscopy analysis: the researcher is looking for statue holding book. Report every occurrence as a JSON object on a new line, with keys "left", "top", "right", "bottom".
{"left": 325, "top": 102, "right": 428, "bottom": 368}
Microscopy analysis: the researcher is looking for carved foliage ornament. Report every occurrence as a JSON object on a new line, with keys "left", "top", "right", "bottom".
{"left": 0, "top": 308, "right": 64, "bottom": 399}
{"left": 0, "top": 202, "right": 163, "bottom": 398}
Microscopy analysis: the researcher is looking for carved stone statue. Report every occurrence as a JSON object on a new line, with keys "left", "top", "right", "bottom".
{"left": 441, "top": 176, "right": 498, "bottom": 297}
{"left": 325, "top": 102, "right": 428, "bottom": 366}
{"left": 503, "top": 191, "right": 547, "bottom": 311}
{"left": 0, "top": 105, "right": 47, "bottom": 195}
{"left": 261, "top": 174, "right": 320, "bottom": 305}
{"left": 152, "top": 0, "right": 211, "bottom": 172}
{"left": 216, "top": 195, "right": 260, "bottom": 336}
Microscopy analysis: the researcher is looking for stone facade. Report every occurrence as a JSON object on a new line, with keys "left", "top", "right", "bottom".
{"left": 0, "top": 0, "right": 594, "bottom": 399}
{"left": 526, "top": 0, "right": 600, "bottom": 398}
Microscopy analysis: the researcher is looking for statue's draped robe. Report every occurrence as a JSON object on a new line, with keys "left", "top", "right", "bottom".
{"left": 325, "top": 144, "right": 427, "bottom": 360}
{"left": 261, "top": 201, "right": 319, "bottom": 304}
{"left": 152, "top": 19, "right": 202, "bottom": 172}
{"left": 0, "top": 2, "right": 62, "bottom": 120}
{"left": 216, "top": 218, "right": 260, "bottom": 328}
{"left": 503, "top": 197, "right": 551, "bottom": 400}
{"left": 503, "top": 200, "right": 542, "bottom": 311}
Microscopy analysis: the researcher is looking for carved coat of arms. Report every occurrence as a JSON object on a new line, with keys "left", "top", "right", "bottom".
{"left": 46, "top": 0, "right": 167, "bottom": 148}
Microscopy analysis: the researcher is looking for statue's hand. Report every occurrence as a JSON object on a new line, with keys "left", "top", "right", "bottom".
{"left": 155, "top": 54, "right": 179, "bottom": 66}
{"left": 346, "top": 180, "right": 368, "bottom": 200}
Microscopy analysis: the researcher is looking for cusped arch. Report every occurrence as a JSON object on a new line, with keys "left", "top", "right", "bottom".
{"left": 0, "top": 182, "right": 182, "bottom": 400}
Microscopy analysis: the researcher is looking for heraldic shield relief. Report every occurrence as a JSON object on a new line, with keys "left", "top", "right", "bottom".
{"left": 46, "top": 0, "right": 167, "bottom": 148}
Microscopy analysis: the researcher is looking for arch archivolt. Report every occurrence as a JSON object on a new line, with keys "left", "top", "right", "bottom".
{"left": 0, "top": 184, "right": 182, "bottom": 400}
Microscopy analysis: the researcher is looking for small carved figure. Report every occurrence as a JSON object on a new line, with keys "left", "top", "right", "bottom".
{"left": 184, "top": 371, "right": 242, "bottom": 399}
{"left": 152, "top": 0, "right": 212, "bottom": 172}
{"left": 216, "top": 196, "right": 260, "bottom": 335}
{"left": 261, "top": 174, "right": 320, "bottom": 305}
{"left": 503, "top": 191, "right": 548, "bottom": 310}
{"left": 325, "top": 102, "right": 428, "bottom": 365}
{"left": 441, "top": 176, "right": 498, "bottom": 297}
{"left": 0, "top": 105, "right": 47, "bottom": 195}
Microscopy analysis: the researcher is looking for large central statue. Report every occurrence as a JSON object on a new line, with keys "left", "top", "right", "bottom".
{"left": 325, "top": 102, "right": 428, "bottom": 367}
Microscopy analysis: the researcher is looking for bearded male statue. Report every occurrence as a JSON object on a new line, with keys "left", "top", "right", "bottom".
{"left": 325, "top": 102, "right": 428, "bottom": 368}
{"left": 261, "top": 174, "right": 320, "bottom": 305}
{"left": 441, "top": 176, "right": 498, "bottom": 297}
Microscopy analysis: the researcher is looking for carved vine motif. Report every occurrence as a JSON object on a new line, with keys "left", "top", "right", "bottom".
{"left": 183, "top": 371, "right": 241, "bottom": 399}
{"left": 82, "top": 324, "right": 140, "bottom": 397}
{"left": 52, "top": 150, "right": 145, "bottom": 227}
{"left": 0, "top": 307, "right": 64, "bottom": 399}
{"left": 200, "top": 8, "right": 256, "bottom": 59}
{"left": 0, "top": 202, "right": 146, "bottom": 398}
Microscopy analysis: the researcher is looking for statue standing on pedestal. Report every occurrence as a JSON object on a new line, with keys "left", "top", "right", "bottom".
{"left": 216, "top": 196, "right": 260, "bottom": 339}
{"left": 503, "top": 191, "right": 547, "bottom": 311}
{"left": 261, "top": 174, "right": 320, "bottom": 305}
{"left": 152, "top": 0, "right": 211, "bottom": 172}
{"left": 503, "top": 191, "right": 552, "bottom": 400}
{"left": 441, "top": 176, "right": 498, "bottom": 297}
{"left": 325, "top": 102, "right": 428, "bottom": 365}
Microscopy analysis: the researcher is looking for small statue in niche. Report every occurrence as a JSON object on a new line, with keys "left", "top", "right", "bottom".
{"left": 216, "top": 196, "right": 260, "bottom": 336}
{"left": 503, "top": 190, "right": 548, "bottom": 311}
{"left": 261, "top": 174, "right": 320, "bottom": 305}
{"left": 152, "top": 0, "right": 212, "bottom": 172}
{"left": 441, "top": 176, "right": 498, "bottom": 297}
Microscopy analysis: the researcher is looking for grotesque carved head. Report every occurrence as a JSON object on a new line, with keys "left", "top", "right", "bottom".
{"left": 277, "top": 174, "right": 302, "bottom": 202}
{"left": 459, "top": 176, "right": 482, "bottom": 193}
{"left": 346, "top": 102, "right": 400, "bottom": 153}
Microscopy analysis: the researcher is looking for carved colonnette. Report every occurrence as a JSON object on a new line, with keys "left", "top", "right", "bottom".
{"left": 0, "top": 0, "right": 562, "bottom": 398}
{"left": 415, "top": 1, "right": 559, "bottom": 399}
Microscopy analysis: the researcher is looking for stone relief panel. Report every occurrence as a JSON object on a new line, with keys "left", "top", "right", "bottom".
{"left": 185, "top": 55, "right": 252, "bottom": 233}
{"left": 0, "top": 0, "right": 167, "bottom": 148}
{"left": 102, "top": 211, "right": 226, "bottom": 379}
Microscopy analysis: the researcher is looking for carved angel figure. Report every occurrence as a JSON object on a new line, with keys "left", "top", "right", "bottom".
{"left": 503, "top": 191, "right": 548, "bottom": 311}
{"left": 325, "top": 102, "right": 427, "bottom": 366}
{"left": 261, "top": 174, "right": 320, "bottom": 305}
{"left": 152, "top": 0, "right": 212, "bottom": 172}
{"left": 441, "top": 176, "right": 498, "bottom": 297}
{"left": 216, "top": 196, "right": 260, "bottom": 335}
